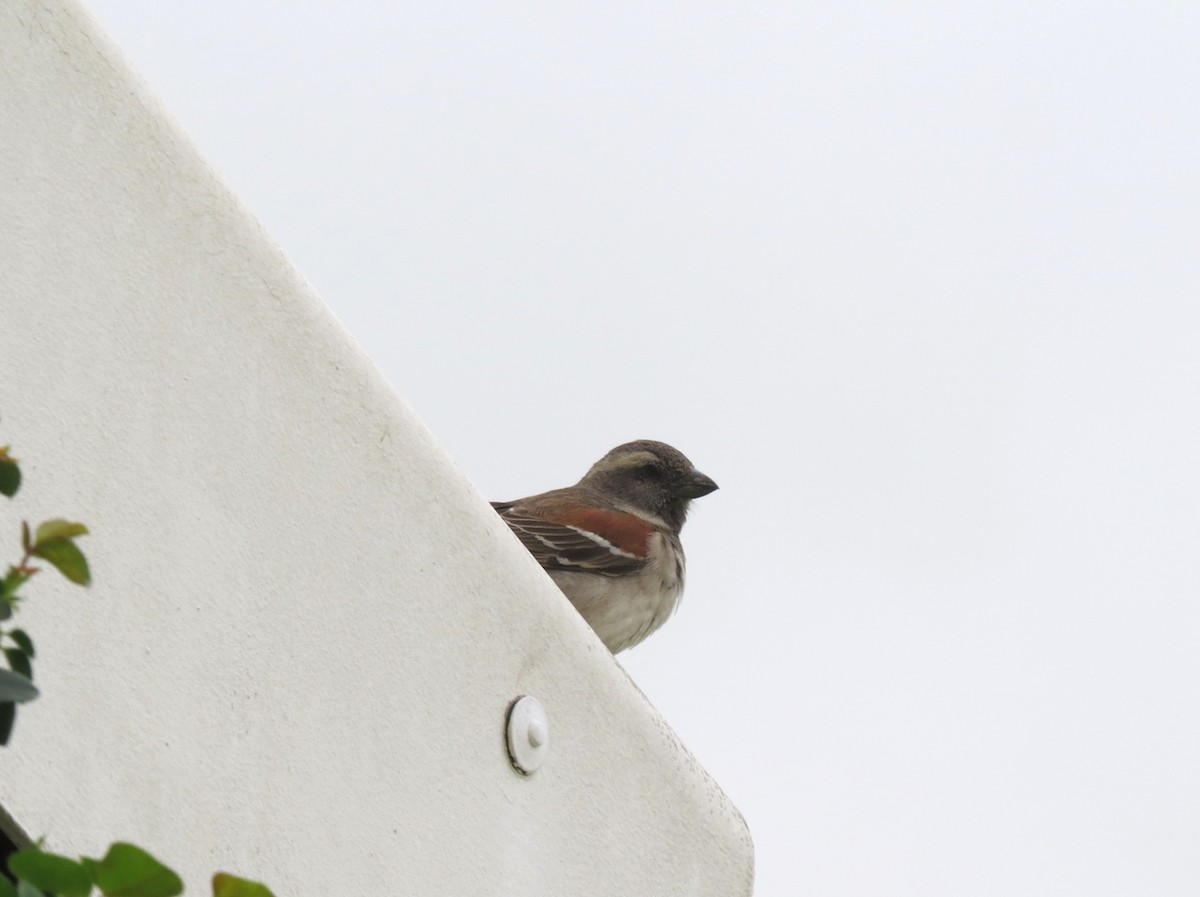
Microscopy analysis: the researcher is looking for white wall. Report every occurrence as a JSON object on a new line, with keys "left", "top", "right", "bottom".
{"left": 0, "top": 2, "right": 753, "bottom": 893}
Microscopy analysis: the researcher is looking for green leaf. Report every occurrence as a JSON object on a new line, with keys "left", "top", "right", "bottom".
{"left": 88, "top": 843, "right": 182, "bottom": 897}
{"left": 0, "top": 669, "right": 38, "bottom": 702}
{"left": 0, "top": 458, "right": 18, "bottom": 498}
{"left": 30, "top": 538, "right": 90, "bottom": 586}
{"left": 0, "top": 701, "right": 14, "bottom": 744}
{"left": 9, "top": 628, "right": 34, "bottom": 657}
{"left": 4, "top": 647, "right": 32, "bottom": 680}
{"left": 0, "top": 871, "right": 16, "bottom": 897}
{"left": 33, "top": 520, "right": 89, "bottom": 546}
{"left": 21, "top": 521, "right": 31, "bottom": 554}
{"left": 9, "top": 850, "right": 93, "bottom": 897}
{"left": 212, "top": 873, "right": 277, "bottom": 897}
{"left": 16, "top": 879, "right": 45, "bottom": 897}
{"left": 1, "top": 568, "right": 31, "bottom": 603}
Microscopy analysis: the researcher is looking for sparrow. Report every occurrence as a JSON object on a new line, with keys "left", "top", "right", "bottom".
{"left": 492, "top": 440, "right": 718, "bottom": 653}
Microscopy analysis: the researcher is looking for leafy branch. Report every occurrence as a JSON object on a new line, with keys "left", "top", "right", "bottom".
{"left": 2, "top": 841, "right": 273, "bottom": 897}
{"left": 0, "top": 429, "right": 275, "bottom": 897}
{"left": 0, "top": 444, "right": 91, "bottom": 744}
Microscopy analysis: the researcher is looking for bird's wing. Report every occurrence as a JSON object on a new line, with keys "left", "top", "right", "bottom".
{"left": 491, "top": 502, "right": 652, "bottom": 576}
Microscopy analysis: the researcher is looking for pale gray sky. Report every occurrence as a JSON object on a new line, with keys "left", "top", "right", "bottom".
{"left": 85, "top": 2, "right": 1200, "bottom": 893}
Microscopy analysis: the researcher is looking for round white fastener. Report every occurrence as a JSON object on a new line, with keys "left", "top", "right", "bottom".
{"left": 507, "top": 695, "right": 550, "bottom": 775}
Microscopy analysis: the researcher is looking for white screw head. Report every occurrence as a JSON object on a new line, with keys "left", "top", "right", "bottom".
{"left": 507, "top": 695, "right": 549, "bottom": 775}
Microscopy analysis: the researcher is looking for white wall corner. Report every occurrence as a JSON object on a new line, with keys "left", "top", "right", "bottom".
{"left": 0, "top": 1, "right": 754, "bottom": 894}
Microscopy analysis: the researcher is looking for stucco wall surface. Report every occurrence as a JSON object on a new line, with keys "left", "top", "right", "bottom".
{"left": 0, "top": 1, "right": 753, "bottom": 894}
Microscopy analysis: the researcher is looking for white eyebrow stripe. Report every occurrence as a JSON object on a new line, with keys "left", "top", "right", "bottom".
{"left": 564, "top": 525, "right": 641, "bottom": 559}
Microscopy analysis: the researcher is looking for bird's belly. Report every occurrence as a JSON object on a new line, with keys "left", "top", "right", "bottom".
{"left": 549, "top": 563, "right": 683, "bottom": 654}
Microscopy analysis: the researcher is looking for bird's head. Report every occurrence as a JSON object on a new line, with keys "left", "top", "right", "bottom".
{"left": 579, "top": 439, "right": 718, "bottom": 532}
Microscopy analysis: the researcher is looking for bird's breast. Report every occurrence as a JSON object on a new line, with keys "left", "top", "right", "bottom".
{"left": 549, "top": 532, "right": 685, "bottom": 653}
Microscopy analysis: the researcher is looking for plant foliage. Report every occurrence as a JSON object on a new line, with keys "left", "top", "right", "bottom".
{"left": 0, "top": 423, "right": 275, "bottom": 896}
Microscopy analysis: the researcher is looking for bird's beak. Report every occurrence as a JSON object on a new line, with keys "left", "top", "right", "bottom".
{"left": 678, "top": 469, "right": 719, "bottom": 498}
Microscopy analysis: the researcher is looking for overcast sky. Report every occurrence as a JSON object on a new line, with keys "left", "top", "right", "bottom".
{"left": 83, "top": 2, "right": 1200, "bottom": 894}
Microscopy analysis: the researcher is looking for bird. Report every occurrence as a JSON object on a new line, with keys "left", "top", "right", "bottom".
{"left": 492, "top": 440, "right": 718, "bottom": 653}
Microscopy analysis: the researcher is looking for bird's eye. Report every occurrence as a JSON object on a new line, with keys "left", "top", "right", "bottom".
{"left": 641, "top": 465, "right": 663, "bottom": 480}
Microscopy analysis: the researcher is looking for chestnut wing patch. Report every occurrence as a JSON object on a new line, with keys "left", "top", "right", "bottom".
{"left": 492, "top": 503, "right": 652, "bottom": 576}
